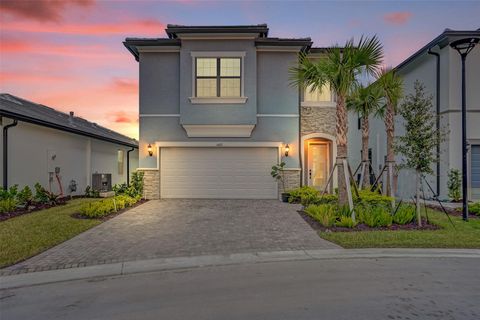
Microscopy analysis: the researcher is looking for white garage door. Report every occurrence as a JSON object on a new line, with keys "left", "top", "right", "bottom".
{"left": 160, "top": 147, "right": 278, "bottom": 199}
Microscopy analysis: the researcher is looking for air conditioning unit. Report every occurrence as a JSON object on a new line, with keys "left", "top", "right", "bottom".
{"left": 92, "top": 173, "right": 112, "bottom": 192}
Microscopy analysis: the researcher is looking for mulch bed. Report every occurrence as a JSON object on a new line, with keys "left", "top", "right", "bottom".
{"left": 423, "top": 202, "right": 479, "bottom": 219}
{"left": 0, "top": 199, "right": 68, "bottom": 222}
{"left": 72, "top": 199, "right": 149, "bottom": 221}
{"left": 298, "top": 210, "right": 440, "bottom": 233}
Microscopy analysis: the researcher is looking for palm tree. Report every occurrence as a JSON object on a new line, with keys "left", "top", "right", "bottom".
{"left": 376, "top": 68, "right": 403, "bottom": 197}
{"left": 347, "top": 84, "right": 383, "bottom": 188}
{"left": 291, "top": 36, "right": 383, "bottom": 205}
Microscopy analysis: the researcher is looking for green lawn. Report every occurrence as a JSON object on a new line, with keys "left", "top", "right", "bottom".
{"left": 0, "top": 198, "right": 100, "bottom": 268}
{"left": 320, "top": 208, "right": 480, "bottom": 248}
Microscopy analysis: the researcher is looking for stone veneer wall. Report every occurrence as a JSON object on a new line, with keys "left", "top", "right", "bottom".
{"left": 138, "top": 169, "right": 160, "bottom": 200}
{"left": 300, "top": 106, "right": 336, "bottom": 137}
{"left": 279, "top": 170, "right": 301, "bottom": 194}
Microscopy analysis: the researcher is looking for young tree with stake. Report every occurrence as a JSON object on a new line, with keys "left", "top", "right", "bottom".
{"left": 395, "top": 81, "right": 445, "bottom": 226}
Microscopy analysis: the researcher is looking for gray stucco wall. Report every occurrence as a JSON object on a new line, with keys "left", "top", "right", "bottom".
{"left": 1, "top": 119, "right": 138, "bottom": 195}
{"left": 138, "top": 42, "right": 302, "bottom": 170}
{"left": 359, "top": 45, "right": 480, "bottom": 200}
{"left": 179, "top": 40, "right": 257, "bottom": 125}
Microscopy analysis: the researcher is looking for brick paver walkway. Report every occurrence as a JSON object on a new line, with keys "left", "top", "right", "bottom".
{"left": 2, "top": 200, "right": 339, "bottom": 275}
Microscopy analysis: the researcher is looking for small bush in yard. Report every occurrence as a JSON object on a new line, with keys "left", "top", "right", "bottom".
{"left": 469, "top": 202, "right": 480, "bottom": 216}
{"left": 0, "top": 185, "right": 19, "bottom": 213}
{"left": 288, "top": 186, "right": 318, "bottom": 204}
{"left": 447, "top": 169, "right": 462, "bottom": 202}
{"left": 357, "top": 204, "right": 392, "bottom": 227}
{"left": 305, "top": 204, "right": 337, "bottom": 227}
{"left": 354, "top": 189, "right": 393, "bottom": 207}
{"left": 16, "top": 186, "right": 33, "bottom": 209}
{"left": 336, "top": 216, "right": 358, "bottom": 228}
{"left": 393, "top": 204, "right": 416, "bottom": 224}
{"left": 79, "top": 195, "right": 139, "bottom": 219}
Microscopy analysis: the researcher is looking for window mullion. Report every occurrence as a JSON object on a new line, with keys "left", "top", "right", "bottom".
{"left": 217, "top": 58, "right": 221, "bottom": 97}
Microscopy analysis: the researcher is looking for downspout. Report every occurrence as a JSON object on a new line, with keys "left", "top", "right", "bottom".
{"left": 3, "top": 119, "right": 18, "bottom": 189}
{"left": 428, "top": 47, "right": 441, "bottom": 196}
{"left": 126, "top": 147, "right": 135, "bottom": 186}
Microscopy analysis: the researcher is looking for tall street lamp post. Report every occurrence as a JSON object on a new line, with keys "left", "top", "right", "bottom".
{"left": 450, "top": 37, "right": 479, "bottom": 221}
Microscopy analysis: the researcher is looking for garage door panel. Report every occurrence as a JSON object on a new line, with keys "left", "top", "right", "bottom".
{"left": 161, "top": 147, "right": 278, "bottom": 199}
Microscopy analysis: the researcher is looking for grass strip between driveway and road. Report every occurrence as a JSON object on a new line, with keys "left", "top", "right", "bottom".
{"left": 320, "top": 208, "right": 480, "bottom": 248}
{"left": 0, "top": 198, "right": 100, "bottom": 268}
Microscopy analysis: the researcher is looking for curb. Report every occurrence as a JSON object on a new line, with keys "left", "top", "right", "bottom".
{"left": 1, "top": 248, "right": 479, "bottom": 290}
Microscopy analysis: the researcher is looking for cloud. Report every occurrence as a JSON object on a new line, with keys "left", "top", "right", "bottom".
{"left": 0, "top": 71, "right": 71, "bottom": 84}
{"left": 111, "top": 111, "right": 138, "bottom": 124}
{"left": 2, "top": 19, "right": 165, "bottom": 36}
{"left": 0, "top": 36, "right": 125, "bottom": 60}
{"left": 0, "top": 0, "right": 94, "bottom": 22}
{"left": 110, "top": 78, "right": 138, "bottom": 95}
{"left": 383, "top": 12, "right": 413, "bottom": 25}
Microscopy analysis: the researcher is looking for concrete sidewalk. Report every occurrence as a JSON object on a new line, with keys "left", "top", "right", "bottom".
{"left": 2, "top": 248, "right": 479, "bottom": 290}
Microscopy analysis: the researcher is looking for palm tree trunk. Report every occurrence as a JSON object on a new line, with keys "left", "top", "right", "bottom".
{"left": 385, "top": 100, "right": 395, "bottom": 196}
{"left": 336, "top": 95, "right": 348, "bottom": 205}
{"left": 361, "top": 116, "right": 370, "bottom": 188}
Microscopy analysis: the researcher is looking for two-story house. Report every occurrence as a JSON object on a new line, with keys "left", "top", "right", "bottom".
{"left": 124, "top": 24, "right": 336, "bottom": 199}
{"left": 348, "top": 28, "right": 480, "bottom": 201}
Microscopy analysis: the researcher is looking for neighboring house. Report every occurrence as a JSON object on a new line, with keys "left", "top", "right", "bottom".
{"left": 349, "top": 28, "right": 480, "bottom": 201}
{"left": 0, "top": 94, "right": 139, "bottom": 196}
{"left": 124, "top": 24, "right": 338, "bottom": 199}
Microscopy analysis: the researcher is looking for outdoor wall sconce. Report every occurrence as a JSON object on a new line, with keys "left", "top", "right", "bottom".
{"left": 147, "top": 144, "right": 153, "bottom": 157}
{"left": 284, "top": 144, "right": 290, "bottom": 157}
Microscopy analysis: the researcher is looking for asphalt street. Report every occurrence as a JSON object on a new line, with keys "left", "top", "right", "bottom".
{"left": 1, "top": 256, "right": 479, "bottom": 320}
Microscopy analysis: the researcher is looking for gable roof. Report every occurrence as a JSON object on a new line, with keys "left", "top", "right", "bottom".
{"left": 395, "top": 28, "right": 480, "bottom": 71}
{"left": 0, "top": 94, "right": 138, "bottom": 148}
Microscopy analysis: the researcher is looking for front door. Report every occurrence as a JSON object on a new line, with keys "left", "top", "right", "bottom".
{"left": 307, "top": 143, "right": 329, "bottom": 190}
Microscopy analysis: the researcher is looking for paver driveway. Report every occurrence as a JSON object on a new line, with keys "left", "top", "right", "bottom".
{"left": 4, "top": 200, "right": 339, "bottom": 274}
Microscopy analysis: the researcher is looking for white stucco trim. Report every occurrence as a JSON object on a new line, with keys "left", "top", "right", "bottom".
{"left": 301, "top": 101, "right": 336, "bottom": 108}
{"left": 139, "top": 114, "right": 181, "bottom": 117}
{"left": 283, "top": 168, "right": 302, "bottom": 171}
{"left": 190, "top": 51, "right": 246, "bottom": 99}
{"left": 182, "top": 125, "right": 255, "bottom": 137}
{"left": 190, "top": 51, "right": 247, "bottom": 58}
{"left": 300, "top": 133, "right": 338, "bottom": 188}
{"left": 155, "top": 141, "right": 283, "bottom": 148}
{"left": 257, "top": 114, "right": 299, "bottom": 118}
{"left": 178, "top": 34, "right": 258, "bottom": 40}
{"left": 137, "top": 46, "right": 180, "bottom": 53}
{"left": 256, "top": 46, "right": 304, "bottom": 52}
{"left": 189, "top": 97, "right": 248, "bottom": 104}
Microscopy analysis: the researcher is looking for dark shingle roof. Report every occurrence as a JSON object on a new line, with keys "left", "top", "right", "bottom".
{"left": 165, "top": 24, "right": 269, "bottom": 39}
{"left": 395, "top": 28, "right": 480, "bottom": 71}
{"left": 0, "top": 94, "right": 138, "bottom": 148}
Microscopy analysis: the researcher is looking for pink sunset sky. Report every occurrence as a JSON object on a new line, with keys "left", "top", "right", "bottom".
{"left": 1, "top": 0, "right": 479, "bottom": 139}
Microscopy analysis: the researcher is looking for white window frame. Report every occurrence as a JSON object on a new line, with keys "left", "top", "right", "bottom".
{"left": 301, "top": 84, "right": 336, "bottom": 107}
{"left": 189, "top": 51, "right": 247, "bottom": 104}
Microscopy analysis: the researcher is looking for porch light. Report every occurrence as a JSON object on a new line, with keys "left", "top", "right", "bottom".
{"left": 147, "top": 144, "right": 153, "bottom": 157}
{"left": 284, "top": 144, "right": 290, "bottom": 157}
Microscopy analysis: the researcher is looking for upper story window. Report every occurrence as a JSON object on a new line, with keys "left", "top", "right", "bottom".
{"left": 190, "top": 51, "right": 247, "bottom": 104}
{"left": 302, "top": 83, "right": 335, "bottom": 107}
{"left": 196, "top": 57, "right": 241, "bottom": 97}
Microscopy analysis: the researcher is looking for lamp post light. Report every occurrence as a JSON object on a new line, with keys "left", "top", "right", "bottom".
{"left": 450, "top": 37, "right": 479, "bottom": 221}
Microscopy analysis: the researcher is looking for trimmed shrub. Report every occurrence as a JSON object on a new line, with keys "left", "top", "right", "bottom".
{"left": 355, "top": 189, "right": 393, "bottom": 207}
{"left": 305, "top": 204, "right": 337, "bottom": 227}
{"left": 0, "top": 199, "right": 17, "bottom": 213}
{"left": 336, "top": 216, "right": 358, "bottom": 228}
{"left": 79, "top": 195, "right": 139, "bottom": 219}
{"left": 469, "top": 202, "right": 480, "bottom": 216}
{"left": 16, "top": 186, "right": 33, "bottom": 209}
{"left": 288, "top": 186, "right": 318, "bottom": 204}
{"left": 393, "top": 204, "right": 416, "bottom": 225}
{"left": 447, "top": 169, "right": 461, "bottom": 202}
{"left": 357, "top": 204, "right": 392, "bottom": 228}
